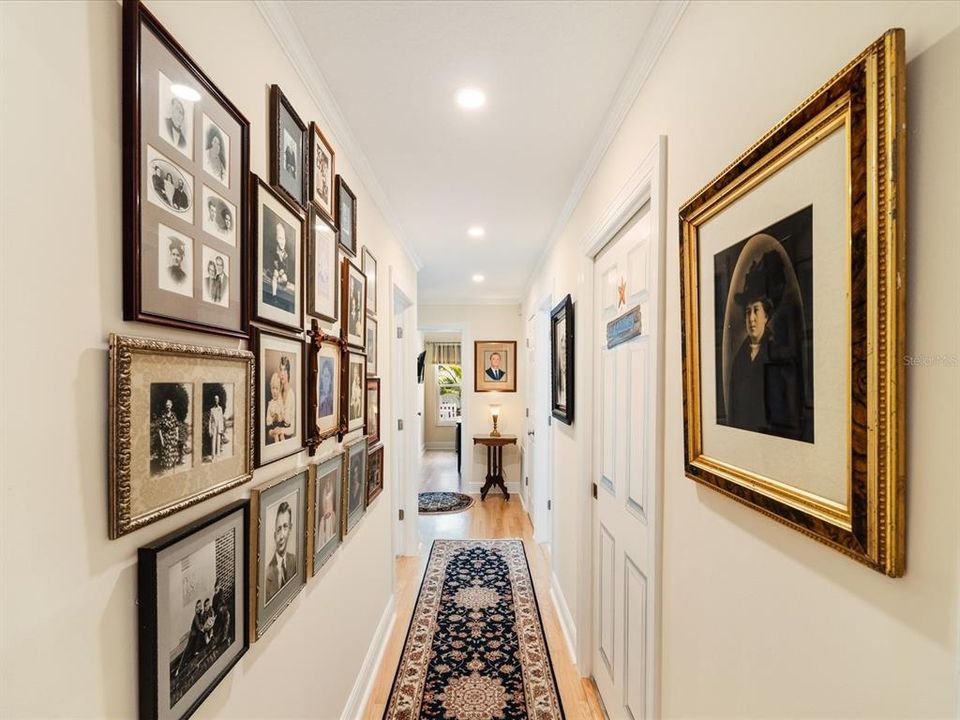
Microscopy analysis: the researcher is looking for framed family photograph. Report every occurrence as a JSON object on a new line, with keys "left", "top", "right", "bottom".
{"left": 335, "top": 176, "right": 357, "bottom": 257}
{"left": 123, "top": 0, "right": 249, "bottom": 338}
{"left": 366, "top": 441, "right": 384, "bottom": 506}
{"left": 138, "top": 500, "right": 249, "bottom": 720}
{"left": 310, "top": 122, "right": 335, "bottom": 223}
{"left": 366, "top": 377, "right": 381, "bottom": 444}
{"left": 362, "top": 247, "right": 377, "bottom": 317}
{"left": 307, "top": 321, "right": 342, "bottom": 450}
{"left": 678, "top": 29, "right": 906, "bottom": 576}
{"left": 551, "top": 294, "right": 574, "bottom": 425}
{"left": 269, "top": 84, "right": 308, "bottom": 210}
{"left": 475, "top": 340, "right": 517, "bottom": 393}
{"left": 251, "top": 326, "right": 305, "bottom": 468}
{"left": 343, "top": 436, "right": 368, "bottom": 535}
{"left": 365, "top": 316, "right": 378, "bottom": 375}
{"left": 342, "top": 255, "right": 367, "bottom": 350}
{"left": 109, "top": 334, "right": 253, "bottom": 539}
{"left": 307, "top": 205, "right": 338, "bottom": 324}
{"left": 308, "top": 452, "right": 342, "bottom": 574}
{"left": 343, "top": 349, "right": 367, "bottom": 435}
{"left": 252, "top": 175, "right": 304, "bottom": 333}
{"left": 249, "top": 468, "right": 308, "bottom": 640}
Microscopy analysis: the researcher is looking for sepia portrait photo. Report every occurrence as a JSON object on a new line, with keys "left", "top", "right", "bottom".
{"left": 308, "top": 208, "right": 338, "bottom": 323}
{"left": 202, "top": 114, "right": 229, "bottom": 185}
{"left": 147, "top": 145, "right": 193, "bottom": 219}
{"left": 345, "top": 352, "right": 366, "bottom": 434}
{"left": 201, "top": 186, "right": 236, "bottom": 246}
{"left": 158, "top": 70, "right": 194, "bottom": 160}
{"left": 342, "top": 257, "right": 366, "bottom": 349}
{"left": 201, "top": 383, "right": 233, "bottom": 464}
{"left": 157, "top": 226, "right": 193, "bottom": 298}
{"left": 714, "top": 205, "right": 814, "bottom": 443}
{"left": 254, "top": 328, "right": 303, "bottom": 467}
{"left": 310, "top": 122, "right": 335, "bottom": 221}
{"left": 261, "top": 205, "right": 297, "bottom": 314}
{"left": 366, "top": 442, "right": 383, "bottom": 506}
{"left": 150, "top": 382, "right": 192, "bottom": 478}
{"left": 336, "top": 176, "right": 357, "bottom": 256}
{"left": 316, "top": 347, "right": 338, "bottom": 435}
{"left": 366, "top": 377, "right": 380, "bottom": 444}
{"left": 200, "top": 245, "right": 229, "bottom": 308}
{"left": 343, "top": 437, "right": 367, "bottom": 534}
{"left": 312, "top": 454, "right": 342, "bottom": 572}
{"left": 474, "top": 341, "right": 517, "bottom": 393}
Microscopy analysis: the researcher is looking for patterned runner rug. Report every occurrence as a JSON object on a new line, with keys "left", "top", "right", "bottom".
{"left": 384, "top": 539, "right": 564, "bottom": 720}
{"left": 418, "top": 491, "right": 476, "bottom": 515}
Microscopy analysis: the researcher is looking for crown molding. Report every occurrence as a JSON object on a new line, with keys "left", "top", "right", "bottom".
{"left": 254, "top": 0, "right": 423, "bottom": 271}
{"left": 418, "top": 297, "right": 521, "bottom": 308}
{"left": 525, "top": 0, "right": 687, "bottom": 286}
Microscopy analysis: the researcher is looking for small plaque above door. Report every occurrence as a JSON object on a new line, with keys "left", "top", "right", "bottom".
{"left": 607, "top": 306, "right": 642, "bottom": 349}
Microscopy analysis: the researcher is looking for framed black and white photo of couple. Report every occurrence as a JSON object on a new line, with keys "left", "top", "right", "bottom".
{"left": 366, "top": 441, "right": 384, "bottom": 507}
{"left": 307, "top": 205, "right": 339, "bottom": 324}
{"left": 251, "top": 326, "right": 305, "bottom": 468}
{"left": 269, "top": 84, "right": 308, "bottom": 211}
{"left": 342, "top": 436, "right": 368, "bottom": 535}
{"left": 679, "top": 30, "right": 906, "bottom": 576}
{"left": 362, "top": 247, "right": 378, "bottom": 317}
{"left": 474, "top": 340, "right": 517, "bottom": 393}
{"left": 310, "top": 122, "right": 336, "bottom": 223}
{"left": 308, "top": 452, "right": 342, "bottom": 575}
{"left": 342, "top": 255, "right": 367, "bottom": 350}
{"left": 550, "top": 294, "right": 574, "bottom": 425}
{"left": 138, "top": 500, "right": 249, "bottom": 720}
{"left": 252, "top": 175, "right": 304, "bottom": 333}
{"left": 123, "top": 0, "right": 249, "bottom": 338}
{"left": 342, "top": 348, "right": 367, "bottom": 436}
{"left": 307, "top": 322, "right": 342, "bottom": 451}
{"left": 335, "top": 176, "right": 357, "bottom": 257}
{"left": 249, "top": 468, "right": 308, "bottom": 640}
{"left": 109, "top": 334, "right": 254, "bottom": 539}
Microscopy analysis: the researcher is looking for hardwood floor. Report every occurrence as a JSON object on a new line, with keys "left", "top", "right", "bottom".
{"left": 363, "top": 452, "right": 603, "bottom": 719}
{"left": 418, "top": 449, "right": 461, "bottom": 493}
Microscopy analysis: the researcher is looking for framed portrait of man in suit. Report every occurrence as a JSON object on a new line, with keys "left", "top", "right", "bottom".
{"left": 475, "top": 340, "right": 517, "bottom": 393}
{"left": 249, "top": 468, "right": 307, "bottom": 640}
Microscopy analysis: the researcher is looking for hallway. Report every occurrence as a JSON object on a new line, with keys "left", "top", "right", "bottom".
{"left": 363, "top": 493, "right": 603, "bottom": 719}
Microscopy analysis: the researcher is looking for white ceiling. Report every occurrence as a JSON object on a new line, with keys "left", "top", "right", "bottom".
{"left": 278, "top": 1, "right": 666, "bottom": 303}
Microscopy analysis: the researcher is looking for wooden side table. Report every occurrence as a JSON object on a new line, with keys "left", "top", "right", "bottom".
{"left": 473, "top": 434, "right": 517, "bottom": 500}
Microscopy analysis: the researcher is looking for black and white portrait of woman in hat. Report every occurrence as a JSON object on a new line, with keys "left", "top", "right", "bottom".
{"left": 715, "top": 206, "right": 814, "bottom": 443}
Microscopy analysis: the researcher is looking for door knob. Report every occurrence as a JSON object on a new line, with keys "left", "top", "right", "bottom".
{"left": 527, "top": 431, "right": 535, "bottom": 437}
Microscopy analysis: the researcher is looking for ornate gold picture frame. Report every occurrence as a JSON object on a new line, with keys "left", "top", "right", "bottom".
{"left": 678, "top": 29, "right": 905, "bottom": 575}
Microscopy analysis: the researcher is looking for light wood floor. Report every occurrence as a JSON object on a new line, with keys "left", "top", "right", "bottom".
{"left": 362, "top": 452, "right": 603, "bottom": 719}
{"left": 418, "top": 449, "right": 462, "bottom": 493}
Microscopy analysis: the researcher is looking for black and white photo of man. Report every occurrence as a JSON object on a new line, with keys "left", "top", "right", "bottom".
{"left": 158, "top": 228, "right": 193, "bottom": 297}
{"left": 159, "top": 71, "right": 194, "bottom": 159}
{"left": 715, "top": 206, "right": 814, "bottom": 443}
{"left": 264, "top": 498, "right": 297, "bottom": 603}
{"left": 201, "top": 246, "right": 229, "bottom": 307}
{"left": 202, "top": 383, "right": 233, "bottom": 463}
{"left": 485, "top": 351, "right": 507, "bottom": 382}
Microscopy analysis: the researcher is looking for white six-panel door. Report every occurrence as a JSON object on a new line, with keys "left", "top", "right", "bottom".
{"left": 591, "top": 205, "right": 660, "bottom": 719}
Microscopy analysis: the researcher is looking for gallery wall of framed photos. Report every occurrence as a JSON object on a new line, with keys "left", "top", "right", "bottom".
{"left": 0, "top": 1, "right": 421, "bottom": 718}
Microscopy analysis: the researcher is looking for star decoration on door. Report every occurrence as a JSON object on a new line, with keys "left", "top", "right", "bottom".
{"left": 617, "top": 277, "right": 627, "bottom": 308}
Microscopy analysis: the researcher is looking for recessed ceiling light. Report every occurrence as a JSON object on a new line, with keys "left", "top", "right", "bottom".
{"left": 467, "top": 226, "right": 485, "bottom": 238}
{"left": 456, "top": 87, "right": 486, "bottom": 110}
{"left": 170, "top": 83, "right": 201, "bottom": 102}
{"left": 472, "top": 274, "right": 485, "bottom": 283}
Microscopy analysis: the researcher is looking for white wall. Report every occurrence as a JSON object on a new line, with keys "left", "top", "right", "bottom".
{"left": 0, "top": 2, "right": 417, "bottom": 718}
{"left": 522, "top": 2, "right": 960, "bottom": 717}
{"left": 418, "top": 305, "right": 524, "bottom": 493}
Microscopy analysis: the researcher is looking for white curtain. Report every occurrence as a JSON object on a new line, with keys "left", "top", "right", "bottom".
{"left": 427, "top": 342, "right": 461, "bottom": 365}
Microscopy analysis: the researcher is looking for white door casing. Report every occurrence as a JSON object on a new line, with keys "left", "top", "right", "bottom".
{"left": 524, "top": 313, "right": 537, "bottom": 513}
{"left": 392, "top": 278, "right": 418, "bottom": 557}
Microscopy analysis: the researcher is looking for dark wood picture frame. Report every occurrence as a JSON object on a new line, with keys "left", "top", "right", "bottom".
{"left": 366, "top": 441, "right": 384, "bottom": 506}
{"left": 341, "top": 346, "right": 368, "bottom": 438}
{"left": 309, "top": 121, "right": 336, "bottom": 223}
{"left": 362, "top": 246, "right": 377, "bottom": 317}
{"left": 550, "top": 294, "right": 574, "bottom": 425}
{"left": 366, "top": 376, "right": 381, "bottom": 444}
{"left": 251, "top": 325, "right": 306, "bottom": 468}
{"left": 678, "top": 29, "right": 906, "bottom": 576}
{"left": 123, "top": 0, "right": 250, "bottom": 339}
{"left": 307, "top": 319, "right": 344, "bottom": 455}
{"left": 138, "top": 500, "right": 250, "bottom": 720}
{"left": 269, "top": 84, "right": 308, "bottom": 211}
{"left": 306, "top": 204, "right": 339, "bottom": 324}
{"left": 341, "top": 254, "right": 367, "bottom": 350}
{"left": 335, "top": 175, "right": 357, "bottom": 257}
{"left": 250, "top": 174, "right": 305, "bottom": 334}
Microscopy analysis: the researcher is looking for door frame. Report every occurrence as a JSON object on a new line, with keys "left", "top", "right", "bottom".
{"left": 391, "top": 275, "right": 419, "bottom": 558}
{"left": 530, "top": 291, "right": 554, "bottom": 549}
{"left": 574, "top": 137, "right": 667, "bottom": 714}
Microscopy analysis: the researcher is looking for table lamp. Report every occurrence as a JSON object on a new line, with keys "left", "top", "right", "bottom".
{"left": 489, "top": 404, "right": 501, "bottom": 437}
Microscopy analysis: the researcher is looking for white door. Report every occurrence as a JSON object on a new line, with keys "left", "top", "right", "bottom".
{"left": 524, "top": 314, "right": 537, "bottom": 513}
{"left": 591, "top": 205, "right": 661, "bottom": 719}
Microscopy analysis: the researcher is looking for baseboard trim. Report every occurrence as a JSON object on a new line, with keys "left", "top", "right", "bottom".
{"left": 340, "top": 593, "right": 397, "bottom": 720}
{"left": 424, "top": 441, "right": 456, "bottom": 451}
{"left": 550, "top": 572, "right": 578, "bottom": 666}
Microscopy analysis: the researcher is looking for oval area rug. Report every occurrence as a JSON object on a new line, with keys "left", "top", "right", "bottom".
{"left": 418, "top": 491, "right": 475, "bottom": 515}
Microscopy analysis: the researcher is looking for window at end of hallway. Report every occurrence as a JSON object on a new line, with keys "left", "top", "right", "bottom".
{"left": 436, "top": 364, "right": 461, "bottom": 426}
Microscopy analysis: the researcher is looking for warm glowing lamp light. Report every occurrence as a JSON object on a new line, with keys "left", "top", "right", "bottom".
{"left": 489, "top": 404, "right": 501, "bottom": 437}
